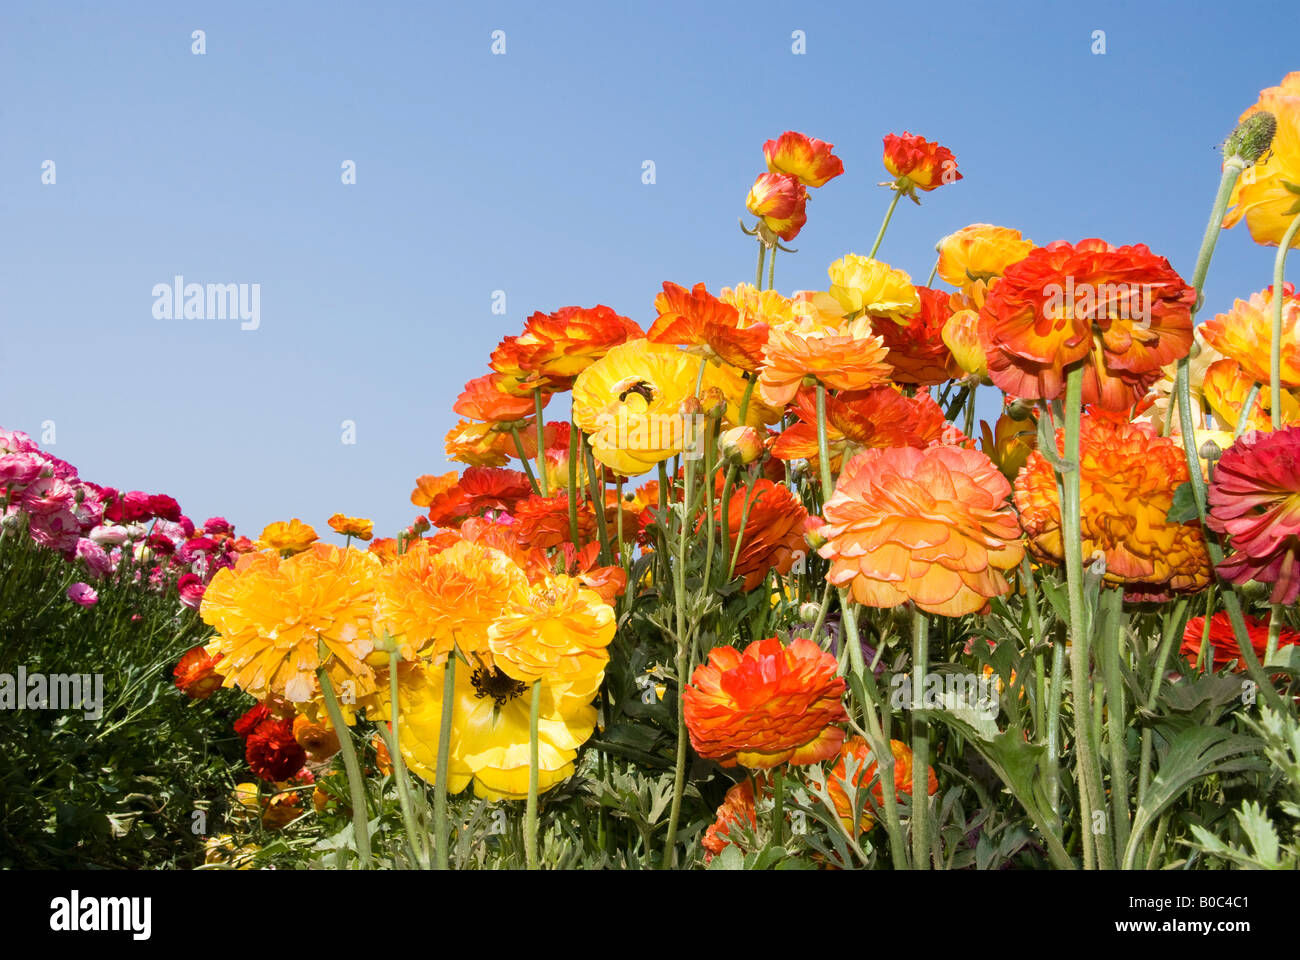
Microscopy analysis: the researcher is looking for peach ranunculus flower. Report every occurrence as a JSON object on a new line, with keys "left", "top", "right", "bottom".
{"left": 489, "top": 305, "right": 644, "bottom": 395}
{"left": 827, "top": 736, "right": 937, "bottom": 835}
{"left": 683, "top": 636, "right": 847, "bottom": 769}
{"left": 818, "top": 445, "right": 1024, "bottom": 616}
{"left": 1199, "top": 284, "right": 1300, "bottom": 389}
{"left": 443, "top": 418, "right": 516, "bottom": 468}
{"left": 826, "top": 254, "right": 921, "bottom": 320}
{"left": 1015, "top": 415, "right": 1211, "bottom": 600}
{"left": 647, "top": 281, "right": 770, "bottom": 371}
{"left": 256, "top": 519, "right": 319, "bottom": 555}
{"left": 936, "top": 224, "right": 1034, "bottom": 288}
{"left": 756, "top": 316, "right": 893, "bottom": 408}
{"left": 745, "top": 172, "right": 808, "bottom": 242}
{"left": 327, "top": 513, "right": 374, "bottom": 541}
{"left": 881, "top": 132, "right": 962, "bottom": 199}
{"left": 453, "top": 372, "right": 544, "bottom": 422}
{"left": 1222, "top": 72, "right": 1300, "bottom": 248}
{"left": 764, "top": 131, "right": 845, "bottom": 188}
{"left": 979, "top": 239, "right": 1196, "bottom": 411}
{"left": 873, "top": 286, "right": 961, "bottom": 385}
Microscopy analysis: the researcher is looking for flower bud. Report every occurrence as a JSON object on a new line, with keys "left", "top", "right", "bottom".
{"left": 798, "top": 601, "right": 821, "bottom": 622}
{"left": 1199, "top": 439, "right": 1223, "bottom": 462}
{"left": 719, "top": 426, "right": 763, "bottom": 465}
{"left": 1224, "top": 111, "right": 1277, "bottom": 165}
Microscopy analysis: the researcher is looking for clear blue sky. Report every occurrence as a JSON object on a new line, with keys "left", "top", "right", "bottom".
{"left": 2, "top": 0, "right": 1296, "bottom": 541}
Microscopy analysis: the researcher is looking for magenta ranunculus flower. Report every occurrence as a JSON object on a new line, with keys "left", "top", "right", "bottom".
{"left": 147, "top": 493, "right": 182, "bottom": 522}
{"left": 0, "top": 430, "right": 38, "bottom": 455}
{"left": 177, "top": 572, "right": 206, "bottom": 610}
{"left": 28, "top": 509, "right": 80, "bottom": 553}
{"left": 1208, "top": 425, "right": 1300, "bottom": 605}
{"left": 75, "top": 538, "right": 115, "bottom": 578}
{"left": 67, "top": 582, "right": 99, "bottom": 607}
{"left": 203, "top": 516, "right": 232, "bottom": 536}
{"left": 17, "top": 476, "right": 75, "bottom": 516}
{"left": 0, "top": 453, "right": 46, "bottom": 488}
{"left": 103, "top": 490, "right": 152, "bottom": 523}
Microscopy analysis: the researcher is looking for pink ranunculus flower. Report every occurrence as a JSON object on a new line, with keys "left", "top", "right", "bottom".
{"left": 67, "top": 582, "right": 99, "bottom": 607}
{"left": 147, "top": 494, "right": 182, "bottom": 522}
{"left": 43, "top": 455, "right": 79, "bottom": 481}
{"left": 151, "top": 520, "right": 188, "bottom": 546}
{"left": 88, "top": 523, "right": 130, "bottom": 546}
{"left": 0, "top": 453, "right": 46, "bottom": 488}
{"left": 0, "top": 430, "right": 38, "bottom": 455}
{"left": 203, "top": 516, "right": 233, "bottom": 536}
{"left": 103, "top": 490, "right": 152, "bottom": 523}
{"left": 177, "top": 573, "right": 206, "bottom": 610}
{"left": 17, "top": 476, "right": 75, "bottom": 516}
{"left": 28, "top": 509, "right": 80, "bottom": 553}
{"left": 75, "top": 538, "right": 115, "bottom": 578}
{"left": 178, "top": 536, "right": 216, "bottom": 564}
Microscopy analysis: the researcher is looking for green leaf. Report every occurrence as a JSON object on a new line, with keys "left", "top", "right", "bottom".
{"left": 1266, "top": 645, "right": 1300, "bottom": 672}
{"left": 1165, "top": 481, "right": 1199, "bottom": 524}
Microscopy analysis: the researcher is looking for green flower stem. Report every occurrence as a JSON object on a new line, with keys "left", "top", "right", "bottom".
{"left": 1270, "top": 214, "right": 1300, "bottom": 429}
{"left": 663, "top": 454, "right": 696, "bottom": 869}
{"left": 756, "top": 239, "right": 767, "bottom": 290}
{"left": 768, "top": 245, "right": 777, "bottom": 292}
{"left": 534, "top": 388, "right": 549, "bottom": 497}
{"left": 737, "top": 373, "right": 757, "bottom": 425}
{"left": 432, "top": 653, "right": 457, "bottom": 870}
{"left": 727, "top": 475, "right": 761, "bottom": 581}
{"left": 385, "top": 651, "right": 428, "bottom": 868}
{"left": 910, "top": 606, "right": 931, "bottom": 869}
{"left": 808, "top": 579, "right": 835, "bottom": 650}
{"left": 511, "top": 425, "right": 541, "bottom": 495}
{"left": 771, "top": 766, "right": 785, "bottom": 847}
{"left": 718, "top": 462, "right": 738, "bottom": 567}
{"left": 963, "top": 381, "right": 978, "bottom": 438}
{"left": 815, "top": 383, "right": 834, "bottom": 493}
{"left": 1022, "top": 558, "right": 1046, "bottom": 735}
{"left": 1236, "top": 383, "right": 1262, "bottom": 438}
{"left": 1267, "top": 606, "right": 1283, "bottom": 664}
{"left": 1045, "top": 627, "right": 1067, "bottom": 828}
{"left": 925, "top": 255, "right": 940, "bottom": 287}
{"left": 1060, "top": 364, "right": 1110, "bottom": 869}
{"left": 525, "top": 679, "right": 541, "bottom": 870}
{"left": 568, "top": 411, "right": 581, "bottom": 551}
{"left": 1098, "top": 587, "right": 1130, "bottom": 866}
{"left": 702, "top": 420, "right": 718, "bottom": 589}
{"left": 1137, "top": 598, "right": 1190, "bottom": 814}
{"left": 869, "top": 190, "right": 903, "bottom": 259}
{"left": 317, "top": 667, "right": 371, "bottom": 868}
{"left": 585, "top": 439, "right": 613, "bottom": 566}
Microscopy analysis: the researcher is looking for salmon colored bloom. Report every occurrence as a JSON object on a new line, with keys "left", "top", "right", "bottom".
{"left": 648, "top": 281, "right": 770, "bottom": 370}
{"left": 745, "top": 172, "right": 808, "bottom": 241}
{"left": 201, "top": 544, "right": 379, "bottom": 704}
{"left": 1182, "top": 611, "right": 1300, "bottom": 672}
{"left": 826, "top": 255, "right": 920, "bottom": 320}
{"left": 1207, "top": 425, "right": 1300, "bottom": 604}
{"left": 418, "top": 466, "right": 532, "bottom": 529}
{"left": 292, "top": 713, "right": 341, "bottom": 763}
{"left": 979, "top": 239, "right": 1196, "bottom": 411}
{"left": 720, "top": 425, "right": 764, "bottom": 465}
{"left": 489, "top": 305, "right": 643, "bottom": 395}
{"left": 874, "top": 286, "right": 960, "bottom": 385}
{"left": 327, "top": 513, "right": 373, "bottom": 541}
{"left": 714, "top": 477, "right": 809, "bottom": 590}
{"left": 764, "top": 131, "right": 844, "bottom": 188}
{"left": 487, "top": 573, "right": 615, "bottom": 693}
{"left": 1199, "top": 284, "right": 1300, "bottom": 388}
{"left": 702, "top": 778, "right": 761, "bottom": 863}
{"left": 1203, "top": 357, "right": 1300, "bottom": 433}
{"left": 683, "top": 636, "right": 847, "bottom": 769}
{"left": 827, "top": 736, "right": 937, "bottom": 834}
{"left": 173, "top": 645, "right": 224, "bottom": 700}
{"left": 772, "top": 386, "right": 950, "bottom": 471}
{"left": 444, "top": 419, "right": 518, "bottom": 468}
{"left": 512, "top": 493, "right": 597, "bottom": 550}
{"left": 936, "top": 224, "right": 1034, "bottom": 287}
{"left": 757, "top": 316, "right": 893, "bottom": 407}
{"left": 256, "top": 519, "right": 318, "bottom": 555}
{"left": 1016, "top": 416, "right": 1211, "bottom": 599}
{"left": 1223, "top": 72, "right": 1300, "bottom": 248}
{"left": 819, "top": 445, "right": 1024, "bottom": 616}
{"left": 882, "top": 132, "right": 961, "bottom": 197}
{"left": 374, "top": 538, "right": 528, "bottom": 661}
{"left": 454, "top": 373, "right": 543, "bottom": 422}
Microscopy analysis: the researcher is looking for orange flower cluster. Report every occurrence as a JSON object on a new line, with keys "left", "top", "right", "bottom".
{"left": 647, "top": 281, "right": 769, "bottom": 371}
{"left": 827, "top": 737, "right": 937, "bottom": 835}
{"left": 1200, "top": 284, "right": 1300, "bottom": 389}
{"left": 714, "top": 477, "right": 809, "bottom": 591}
{"left": 490, "top": 305, "right": 644, "bottom": 394}
{"left": 881, "top": 132, "right": 961, "bottom": 199}
{"left": 757, "top": 316, "right": 893, "bottom": 407}
{"left": 772, "top": 386, "right": 950, "bottom": 472}
{"left": 745, "top": 131, "right": 843, "bottom": 242}
{"left": 873, "top": 286, "right": 960, "bottom": 385}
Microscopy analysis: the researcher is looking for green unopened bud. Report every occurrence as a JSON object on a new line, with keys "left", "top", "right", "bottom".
{"left": 1199, "top": 439, "right": 1223, "bottom": 462}
{"left": 1224, "top": 111, "right": 1277, "bottom": 165}
{"left": 1006, "top": 399, "right": 1035, "bottom": 422}
{"left": 798, "top": 601, "right": 821, "bottom": 622}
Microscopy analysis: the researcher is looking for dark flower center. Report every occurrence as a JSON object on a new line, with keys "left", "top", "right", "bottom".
{"left": 471, "top": 666, "right": 526, "bottom": 706}
{"left": 618, "top": 379, "right": 656, "bottom": 403}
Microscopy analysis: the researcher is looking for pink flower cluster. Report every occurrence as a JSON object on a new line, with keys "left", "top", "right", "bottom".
{"left": 1, "top": 428, "right": 251, "bottom": 610}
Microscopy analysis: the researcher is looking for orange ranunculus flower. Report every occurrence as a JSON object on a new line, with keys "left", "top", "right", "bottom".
{"left": 702, "top": 777, "right": 761, "bottom": 863}
{"left": 826, "top": 255, "right": 920, "bottom": 320}
{"left": 772, "top": 386, "right": 950, "bottom": 471}
{"left": 486, "top": 573, "right": 615, "bottom": 692}
{"left": 454, "top": 373, "right": 543, "bottom": 423}
{"left": 714, "top": 476, "right": 809, "bottom": 591}
{"left": 173, "top": 645, "right": 224, "bottom": 700}
{"left": 980, "top": 410, "right": 1037, "bottom": 481}
{"left": 683, "top": 636, "right": 847, "bottom": 769}
{"left": 292, "top": 713, "right": 341, "bottom": 763}
{"left": 942, "top": 280, "right": 996, "bottom": 381}
{"left": 979, "top": 239, "right": 1196, "bottom": 411}
{"left": 1223, "top": 72, "right": 1300, "bottom": 248}
{"left": 719, "top": 283, "right": 799, "bottom": 331}
{"left": 201, "top": 544, "right": 379, "bottom": 704}
{"left": 874, "top": 286, "right": 960, "bottom": 385}
{"left": 374, "top": 538, "right": 529, "bottom": 662}
{"left": 1015, "top": 415, "right": 1211, "bottom": 600}
{"left": 827, "top": 736, "right": 937, "bottom": 835}
{"left": 327, "top": 513, "right": 374, "bottom": 541}
{"left": 443, "top": 418, "right": 519, "bottom": 468}
{"left": 647, "top": 281, "right": 770, "bottom": 371}
{"left": 757, "top": 316, "right": 893, "bottom": 407}
{"left": 256, "top": 519, "right": 318, "bottom": 555}
{"left": 1203, "top": 356, "right": 1300, "bottom": 433}
{"left": 937, "top": 224, "right": 1034, "bottom": 288}
{"left": 819, "top": 445, "right": 1023, "bottom": 616}
{"left": 1199, "top": 284, "right": 1300, "bottom": 388}
{"left": 1182, "top": 612, "right": 1300, "bottom": 672}
{"left": 882, "top": 132, "right": 961, "bottom": 197}
{"left": 745, "top": 172, "right": 808, "bottom": 242}
{"left": 416, "top": 466, "right": 532, "bottom": 529}
{"left": 490, "top": 306, "right": 644, "bottom": 394}
{"left": 512, "top": 493, "right": 597, "bottom": 550}
{"left": 763, "top": 131, "right": 844, "bottom": 188}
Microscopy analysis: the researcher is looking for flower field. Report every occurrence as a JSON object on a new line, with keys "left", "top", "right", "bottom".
{"left": 6, "top": 73, "right": 1300, "bottom": 875}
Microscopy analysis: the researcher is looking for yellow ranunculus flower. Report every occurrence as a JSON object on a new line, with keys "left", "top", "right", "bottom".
{"left": 487, "top": 574, "right": 614, "bottom": 689}
{"left": 826, "top": 254, "right": 920, "bottom": 321}
{"left": 936, "top": 224, "right": 1034, "bottom": 287}
{"left": 1224, "top": 72, "right": 1300, "bottom": 248}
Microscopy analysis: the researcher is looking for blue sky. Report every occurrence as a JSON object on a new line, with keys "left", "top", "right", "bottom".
{"left": 1, "top": 0, "right": 1296, "bottom": 541}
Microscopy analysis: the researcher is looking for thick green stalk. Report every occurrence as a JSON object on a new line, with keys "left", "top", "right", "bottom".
{"left": 910, "top": 607, "right": 931, "bottom": 869}
{"left": 432, "top": 654, "right": 457, "bottom": 870}
{"left": 585, "top": 440, "right": 613, "bottom": 566}
{"left": 768, "top": 245, "right": 777, "bottom": 291}
{"left": 869, "top": 190, "right": 903, "bottom": 259}
{"left": 816, "top": 383, "right": 834, "bottom": 493}
{"left": 1098, "top": 588, "right": 1130, "bottom": 866}
{"left": 568, "top": 411, "right": 581, "bottom": 550}
{"left": 1270, "top": 215, "right": 1300, "bottom": 429}
{"left": 663, "top": 455, "right": 696, "bottom": 868}
{"left": 1236, "top": 383, "right": 1261, "bottom": 438}
{"left": 926, "top": 255, "right": 939, "bottom": 287}
{"left": 510, "top": 425, "right": 540, "bottom": 494}
{"left": 1045, "top": 629, "right": 1066, "bottom": 827}
{"left": 525, "top": 679, "right": 541, "bottom": 870}
{"left": 755, "top": 240, "right": 767, "bottom": 290}
{"left": 317, "top": 667, "right": 371, "bottom": 868}
{"left": 385, "top": 652, "right": 428, "bottom": 868}
{"left": 534, "top": 388, "right": 549, "bottom": 496}
{"left": 771, "top": 767, "right": 785, "bottom": 847}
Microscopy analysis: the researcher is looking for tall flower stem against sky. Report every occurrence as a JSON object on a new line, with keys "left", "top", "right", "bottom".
{"left": 663, "top": 453, "right": 696, "bottom": 869}
{"left": 318, "top": 666, "right": 371, "bottom": 868}
{"left": 534, "top": 388, "right": 549, "bottom": 497}
{"left": 432, "top": 654, "right": 456, "bottom": 870}
{"left": 1270, "top": 216, "right": 1300, "bottom": 430}
{"left": 755, "top": 240, "right": 767, "bottom": 291}
{"left": 869, "top": 190, "right": 902, "bottom": 259}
